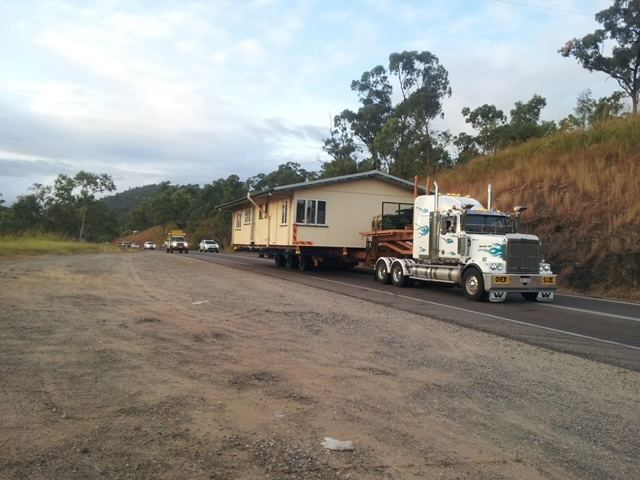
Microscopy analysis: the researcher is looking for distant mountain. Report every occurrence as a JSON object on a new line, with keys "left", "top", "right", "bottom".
{"left": 100, "top": 184, "right": 161, "bottom": 226}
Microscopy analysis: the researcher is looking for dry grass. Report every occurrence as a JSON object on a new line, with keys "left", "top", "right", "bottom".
{"left": 440, "top": 116, "right": 640, "bottom": 300}
{"left": 0, "top": 234, "right": 121, "bottom": 257}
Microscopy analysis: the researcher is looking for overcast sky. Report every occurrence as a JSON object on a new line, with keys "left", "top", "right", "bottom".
{"left": 0, "top": 0, "right": 618, "bottom": 203}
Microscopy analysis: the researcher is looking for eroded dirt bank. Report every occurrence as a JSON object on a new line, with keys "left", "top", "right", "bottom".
{"left": 0, "top": 253, "right": 638, "bottom": 479}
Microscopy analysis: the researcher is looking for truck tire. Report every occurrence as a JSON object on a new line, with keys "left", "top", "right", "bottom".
{"left": 185, "top": 250, "right": 189, "bottom": 254}
{"left": 521, "top": 292, "right": 538, "bottom": 301}
{"left": 374, "top": 261, "right": 391, "bottom": 284}
{"left": 462, "top": 268, "right": 487, "bottom": 301}
{"left": 274, "top": 254, "right": 286, "bottom": 267}
{"left": 285, "top": 254, "right": 299, "bottom": 269}
{"left": 391, "top": 263, "right": 410, "bottom": 287}
{"left": 298, "top": 255, "right": 313, "bottom": 271}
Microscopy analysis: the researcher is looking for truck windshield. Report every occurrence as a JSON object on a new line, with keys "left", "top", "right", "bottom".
{"left": 172, "top": 236, "right": 185, "bottom": 242}
{"left": 464, "top": 214, "right": 513, "bottom": 234}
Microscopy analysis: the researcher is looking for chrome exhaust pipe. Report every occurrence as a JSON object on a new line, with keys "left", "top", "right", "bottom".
{"left": 487, "top": 183, "right": 493, "bottom": 211}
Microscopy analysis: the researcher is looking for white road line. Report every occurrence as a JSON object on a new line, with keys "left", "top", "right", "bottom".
{"left": 557, "top": 292, "right": 640, "bottom": 306}
{"left": 200, "top": 255, "right": 640, "bottom": 352}
{"left": 539, "top": 303, "right": 640, "bottom": 323}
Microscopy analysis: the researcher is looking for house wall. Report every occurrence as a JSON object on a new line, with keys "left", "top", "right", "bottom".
{"left": 232, "top": 178, "right": 414, "bottom": 249}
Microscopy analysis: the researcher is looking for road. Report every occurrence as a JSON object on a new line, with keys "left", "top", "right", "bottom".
{"left": 187, "top": 251, "right": 640, "bottom": 372}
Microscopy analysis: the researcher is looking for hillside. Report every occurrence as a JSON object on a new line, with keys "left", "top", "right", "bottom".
{"left": 100, "top": 184, "right": 161, "bottom": 226}
{"left": 440, "top": 115, "right": 640, "bottom": 301}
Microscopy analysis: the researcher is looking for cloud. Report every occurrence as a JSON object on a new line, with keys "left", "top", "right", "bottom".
{"left": 0, "top": 0, "right": 621, "bottom": 205}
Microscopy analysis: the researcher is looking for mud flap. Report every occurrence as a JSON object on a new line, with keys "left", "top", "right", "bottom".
{"left": 489, "top": 291, "right": 507, "bottom": 303}
{"left": 537, "top": 291, "right": 555, "bottom": 302}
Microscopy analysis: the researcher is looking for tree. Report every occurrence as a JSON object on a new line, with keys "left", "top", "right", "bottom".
{"left": 560, "top": 0, "right": 640, "bottom": 114}
{"left": 560, "top": 89, "right": 627, "bottom": 130}
{"left": 376, "top": 50, "right": 452, "bottom": 177}
{"left": 507, "top": 95, "right": 557, "bottom": 143}
{"left": 246, "top": 162, "right": 316, "bottom": 191}
{"left": 322, "top": 114, "right": 360, "bottom": 177}
{"left": 461, "top": 104, "right": 507, "bottom": 153}
{"left": 31, "top": 171, "right": 116, "bottom": 240}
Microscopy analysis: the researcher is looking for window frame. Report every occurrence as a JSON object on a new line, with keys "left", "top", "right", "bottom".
{"left": 295, "top": 198, "right": 327, "bottom": 226}
{"left": 234, "top": 211, "right": 242, "bottom": 229}
{"left": 280, "top": 200, "right": 288, "bottom": 225}
{"left": 243, "top": 207, "right": 252, "bottom": 224}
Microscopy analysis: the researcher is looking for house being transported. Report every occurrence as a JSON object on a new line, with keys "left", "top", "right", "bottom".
{"left": 218, "top": 170, "right": 422, "bottom": 270}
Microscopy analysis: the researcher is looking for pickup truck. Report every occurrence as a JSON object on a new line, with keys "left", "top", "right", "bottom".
{"left": 166, "top": 230, "right": 189, "bottom": 254}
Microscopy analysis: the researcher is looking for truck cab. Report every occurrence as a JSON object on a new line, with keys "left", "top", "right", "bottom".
{"left": 372, "top": 183, "right": 556, "bottom": 303}
{"left": 165, "top": 230, "right": 189, "bottom": 254}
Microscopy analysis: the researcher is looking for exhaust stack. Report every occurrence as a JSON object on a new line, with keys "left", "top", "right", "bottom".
{"left": 487, "top": 184, "right": 493, "bottom": 211}
{"left": 432, "top": 181, "right": 440, "bottom": 259}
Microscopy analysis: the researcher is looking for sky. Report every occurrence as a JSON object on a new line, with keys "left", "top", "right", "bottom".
{"left": 0, "top": 0, "right": 619, "bottom": 203}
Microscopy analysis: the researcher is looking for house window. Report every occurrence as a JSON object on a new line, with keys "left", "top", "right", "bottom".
{"left": 235, "top": 212, "right": 242, "bottom": 229}
{"left": 244, "top": 207, "right": 252, "bottom": 224}
{"left": 295, "top": 199, "right": 327, "bottom": 225}
{"left": 258, "top": 203, "right": 267, "bottom": 220}
{"left": 280, "top": 200, "right": 288, "bottom": 225}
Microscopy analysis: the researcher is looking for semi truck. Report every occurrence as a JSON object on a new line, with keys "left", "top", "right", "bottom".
{"left": 366, "top": 182, "right": 556, "bottom": 302}
{"left": 165, "top": 230, "right": 189, "bottom": 254}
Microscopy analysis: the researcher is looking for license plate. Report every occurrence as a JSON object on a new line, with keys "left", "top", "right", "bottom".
{"left": 494, "top": 275, "right": 509, "bottom": 284}
{"left": 542, "top": 276, "right": 556, "bottom": 285}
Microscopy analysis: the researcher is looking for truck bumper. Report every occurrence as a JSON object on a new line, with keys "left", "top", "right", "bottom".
{"left": 483, "top": 273, "right": 557, "bottom": 302}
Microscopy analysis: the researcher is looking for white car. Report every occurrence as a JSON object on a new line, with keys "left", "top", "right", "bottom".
{"left": 199, "top": 239, "right": 220, "bottom": 253}
{"left": 143, "top": 241, "right": 156, "bottom": 250}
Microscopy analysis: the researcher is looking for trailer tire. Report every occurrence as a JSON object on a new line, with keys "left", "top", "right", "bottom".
{"left": 462, "top": 268, "right": 486, "bottom": 301}
{"left": 391, "top": 263, "right": 411, "bottom": 287}
{"left": 521, "top": 292, "right": 538, "bottom": 302}
{"left": 274, "top": 254, "right": 286, "bottom": 267}
{"left": 374, "top": 261, "right": 391, "bottom": 284}
{"left": 298, "top": 255, "right": 313, "bottom": 271}
{"left": 285, "top": 254, "right": 299, "bottom": 269}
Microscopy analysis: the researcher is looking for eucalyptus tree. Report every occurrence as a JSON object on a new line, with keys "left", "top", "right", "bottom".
{"left": 560, "top": 0, "right": 640, "bottom": 114}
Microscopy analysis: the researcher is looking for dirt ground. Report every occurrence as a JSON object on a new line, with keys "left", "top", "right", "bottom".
{"left": 1, "top": 253, "right": 638, "bottom": 480}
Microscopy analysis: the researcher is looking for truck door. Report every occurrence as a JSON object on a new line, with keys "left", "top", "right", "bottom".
{"left": 440, "top": 215, "right": 459, "bottom": 259}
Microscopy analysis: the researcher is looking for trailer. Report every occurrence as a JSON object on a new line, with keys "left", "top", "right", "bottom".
{"left": 219, "top": 171, "right": 422, "bottom": 269}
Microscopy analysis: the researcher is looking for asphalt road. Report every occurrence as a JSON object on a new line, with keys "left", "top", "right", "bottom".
{"left": 185, "top": 251, "right": 640, "bottom": 371}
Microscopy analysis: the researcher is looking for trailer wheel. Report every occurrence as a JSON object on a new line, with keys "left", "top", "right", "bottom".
{"left": 521, "top": 292, "right": 538, "bottom": 302}
{"left": 374, "top": 261, "right": 391, "bottom": 284}
{"left": 462, "top": 268, "right": 486, "bottom": 301}
{"left": 274, "top": 254, "right": 286, "bottom": 267}
{"left": 298, "top": 255, "right": 313, "bottom": 271}
{"left": 391, "top": 263, "right": 410, "bottom": 287}
{"left": 285, "top": 254, "right": 299, "bottom": 269}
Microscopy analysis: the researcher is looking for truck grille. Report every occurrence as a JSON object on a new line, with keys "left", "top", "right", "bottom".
{"left": 506, "top": 238, "right": 540, "bottom": 274}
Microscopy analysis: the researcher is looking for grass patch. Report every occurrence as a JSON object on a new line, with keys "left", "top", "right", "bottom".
{"left": 0, "top": 234, "right": 122, "bottom": 257}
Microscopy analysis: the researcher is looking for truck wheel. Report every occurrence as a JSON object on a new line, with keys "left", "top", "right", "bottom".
{"left": 391, "top": 263, "right": 410, "bottom": 287}
{"left": 462, "top": 268, "right": 486, "bottom": 301}
{"left": 285, "top": 254, "right": 299, "bottom": 269}
{"left": 521, "top": 292, "right": 538, "bottom": 301}
{"left": 375, "top": 261, "right": 391, "bottom": 284}
{"left": 299, "top": 255, "right": 313, "bottom": 271}
{"left": 185, "top": 250, "right": 189, "bottom": 254}
{"left": 274, "top": 254, "right": 286, "bottom": 267}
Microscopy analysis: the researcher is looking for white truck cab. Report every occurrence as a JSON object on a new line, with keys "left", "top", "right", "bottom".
{"left": 375, "top": 183, "right": 556, "bottom": 302}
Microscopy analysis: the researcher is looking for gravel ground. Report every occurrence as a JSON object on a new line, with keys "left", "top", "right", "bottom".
{"left": 0, "top": 252, "right": 638, "bottom": 479}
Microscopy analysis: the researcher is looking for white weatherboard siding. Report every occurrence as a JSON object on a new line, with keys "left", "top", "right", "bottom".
{"left": 232, "top": 178, "right": 414, "bottom": 248}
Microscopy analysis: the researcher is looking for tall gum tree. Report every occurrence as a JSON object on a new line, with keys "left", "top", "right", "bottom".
{"left": 560, "top": 0, "right": 640, "bottom": 114}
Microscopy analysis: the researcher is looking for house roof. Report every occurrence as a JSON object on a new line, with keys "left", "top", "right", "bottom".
{"left": 216, "top": 170, "right": 425, "bottom": 210}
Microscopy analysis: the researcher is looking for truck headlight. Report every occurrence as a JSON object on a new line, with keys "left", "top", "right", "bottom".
{"left": 539, "top": 263, "right": 551, "bottom": 273}
{"left": 489, "top": 263, "right": 504, "bottom": 271}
